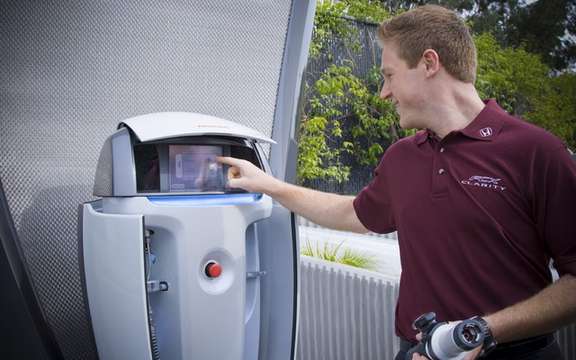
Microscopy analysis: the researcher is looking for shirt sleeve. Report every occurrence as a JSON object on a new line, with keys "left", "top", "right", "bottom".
{"left": 535, "top": 146, "right": 576, "bottom": 276}
{"left": 353, "top": 156, "right": 396, "bottom": 234}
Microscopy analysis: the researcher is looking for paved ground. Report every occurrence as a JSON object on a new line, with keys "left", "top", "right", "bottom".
{"left": 298, "top": 226, "right": 402, "bottom": 279}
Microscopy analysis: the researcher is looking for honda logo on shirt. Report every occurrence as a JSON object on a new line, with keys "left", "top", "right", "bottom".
{"left": 479, "top": 127, "right": 493, "bottom": 137}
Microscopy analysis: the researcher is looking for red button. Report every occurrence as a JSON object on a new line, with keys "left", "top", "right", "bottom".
{"left": 205, "top": 262, "right": 222, "bottom": 278}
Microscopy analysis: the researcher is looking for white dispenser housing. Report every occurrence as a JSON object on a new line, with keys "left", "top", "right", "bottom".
{"left": 81, "top": 112, "right": 295, "bottom": 360}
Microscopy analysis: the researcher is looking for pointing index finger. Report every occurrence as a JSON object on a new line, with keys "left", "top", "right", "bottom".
{"left": 216, "top": 156, "right": 242, "bottom": 166}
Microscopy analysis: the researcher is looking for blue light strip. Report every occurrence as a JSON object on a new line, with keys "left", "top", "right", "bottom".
{"left": 147, "top": 193, "right": 263, "bottom": 207}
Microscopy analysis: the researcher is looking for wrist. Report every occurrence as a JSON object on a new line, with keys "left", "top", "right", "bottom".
{"left": 470, "top": 316, "right": 498, "bottom": 357}
{"left": 266, "top": 176, "right": 286, "bottom": 198}
{"left": 482, "top": 315, "right": 500, "bottom": 343}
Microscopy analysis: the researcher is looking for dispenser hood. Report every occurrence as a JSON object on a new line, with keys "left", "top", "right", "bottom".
{"left": 120, "top": 112, "right": 276, "bottom": 144}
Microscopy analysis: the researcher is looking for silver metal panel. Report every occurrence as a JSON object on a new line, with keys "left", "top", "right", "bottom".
{"left": 93, "top": 135, "right": 114, "bottom": 197}
{"left": 121, "top": 112, "right": 275, "bottom": 144}
{"left": 101, "top": 195, "right": 273, "bottom": 360}
{"left": 251, "top": 3, "right": 318, "bottom": 357}
{"left": 244, "top": 223, "right": 262, "bottom": 360}
{"left": 270, "top": 0, "right": 316, "bottom": 180}
{"left": 257, "top": 205, "right": 300, "bottom": 360}
{"left": 111, "top": 128, "right": 137, "bottom": 197}
{"left": 82, "top": 203, "right": 152, "bottom": 360}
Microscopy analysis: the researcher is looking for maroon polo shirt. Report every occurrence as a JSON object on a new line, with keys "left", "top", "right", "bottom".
{"left": 353, "top": 100, "right": 576, "bottom": 342}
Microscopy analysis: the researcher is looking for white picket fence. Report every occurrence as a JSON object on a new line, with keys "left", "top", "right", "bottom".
{"left": 297, "top": 256, "right": 400, "bottom": 360}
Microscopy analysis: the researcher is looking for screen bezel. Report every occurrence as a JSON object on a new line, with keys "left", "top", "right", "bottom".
{"left": 133, "top": 136, "right": 263, "bottom": 195}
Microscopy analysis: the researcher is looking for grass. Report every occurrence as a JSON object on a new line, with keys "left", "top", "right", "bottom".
{"left": 301, "top": 239, "right": 378, "bottom": 271}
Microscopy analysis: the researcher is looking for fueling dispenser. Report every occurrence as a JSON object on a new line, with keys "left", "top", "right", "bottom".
{"left": 81, "top": 112, "right": 293, "bottom": 360}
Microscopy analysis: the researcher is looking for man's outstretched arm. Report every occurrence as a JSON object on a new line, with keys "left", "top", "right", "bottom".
{"left": 218, "top": 157, "right": 369, "bottom": 233}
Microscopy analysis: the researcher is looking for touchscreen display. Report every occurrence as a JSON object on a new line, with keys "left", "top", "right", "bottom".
{"left": 169, "top": 145, "right": 227, "bottom": 192}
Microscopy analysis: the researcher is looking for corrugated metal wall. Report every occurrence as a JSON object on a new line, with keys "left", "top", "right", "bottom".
{"left": 298, "top": 255, "right": 576, "bottom": 360}
{"left": 1, "top": 2, "right": 294, "bottom": 358}
{"left": 558, "top": 323, "right": 576, "bottom": 359}
{"left": 297, "top": 257, "right": 400, "bottom": 360}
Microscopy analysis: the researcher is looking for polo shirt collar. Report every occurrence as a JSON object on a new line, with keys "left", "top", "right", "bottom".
{"left": 414, "top": 99, "right": 504, "bottom": 145}
{"left": 414, "top": 130, "right": 429, "bottom": 145}
{"left": 459, "top": 99, "right": 504, "bottom": 141}
{"left": 414, "top": 128, "right": 443, "bottom": 145}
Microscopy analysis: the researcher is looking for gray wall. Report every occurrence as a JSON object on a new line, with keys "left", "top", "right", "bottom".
{"left": 0, "top": 2, "right": 293, "bottom": 358}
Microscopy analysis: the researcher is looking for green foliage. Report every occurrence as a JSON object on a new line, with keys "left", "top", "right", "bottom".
{"left": 301, "top": 239, "right": 378, "bottom": 270}
{"left": 475, "top": 32, "right": 576, "bottom": 149}
{"left": 299, "top": 1, "right": 410, "bottom": 183}
{"left": 475, "top": 33, "right": 550, "bottom": 113}
{"left": 383, "top": 0, "right": 576, "bottom": 71}
{"left": 297, "top": 61, "right": 413, "bottom": 182}
{"left": 310, "top": 1, "right": 352, "bottom": 59}
{"left": 310, "top": 1, "right": 391, "bottom": 59}
{"left": 471, "top": 0, "right": 576, "bottom": 71}
{"left": 527, "top": 73, "right": 576, "bottom": 149}
{"left": 298, "top": 114, "right": 350, "bottom": 182}
{"left": 344, "top": 0, "right": 391, "bottom": 23}
{"left": 298, "top": 1, "right": 576, "bottom": 185}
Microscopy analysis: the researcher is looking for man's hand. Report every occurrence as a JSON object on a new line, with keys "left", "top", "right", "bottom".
{"left": 410, "top": 329, "right": 482, "bottom": 360}
{"left": 217, "top": 157, "right": 368, "bottom": 233}
{"left": 410, "top": 348, "right": 481, "bottom": 360}
{"left": 217, "top": 156, "right": 281, "bottom": 194}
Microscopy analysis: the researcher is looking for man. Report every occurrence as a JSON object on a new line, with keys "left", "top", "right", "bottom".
{"left": 219, "top": 5, "right": 576, "bottom": 360}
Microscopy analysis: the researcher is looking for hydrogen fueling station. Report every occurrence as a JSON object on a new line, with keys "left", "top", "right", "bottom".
{"left": 82, "top": 112, "right": 291, "bottom": 360}
{"left": 0, "top": 1, "right": 316, "bottom": 359}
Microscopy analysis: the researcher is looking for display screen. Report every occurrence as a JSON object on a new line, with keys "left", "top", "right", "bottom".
{"left": 134, "top": 139, "right": 259, "bottom": 194}
{"left": 168, "top": 145, "right": 227, "bottom": 192}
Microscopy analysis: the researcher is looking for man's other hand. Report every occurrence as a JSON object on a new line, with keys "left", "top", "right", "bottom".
{"left": 410, "top": 347, "right": 481, "bottom": 360}
{"left": 410, "top": 331, "right": 482, "bottom": 360}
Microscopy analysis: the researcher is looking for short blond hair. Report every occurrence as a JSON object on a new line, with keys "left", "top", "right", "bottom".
{"left": 378, "top": 5, "right": 477, "bottom": 83}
